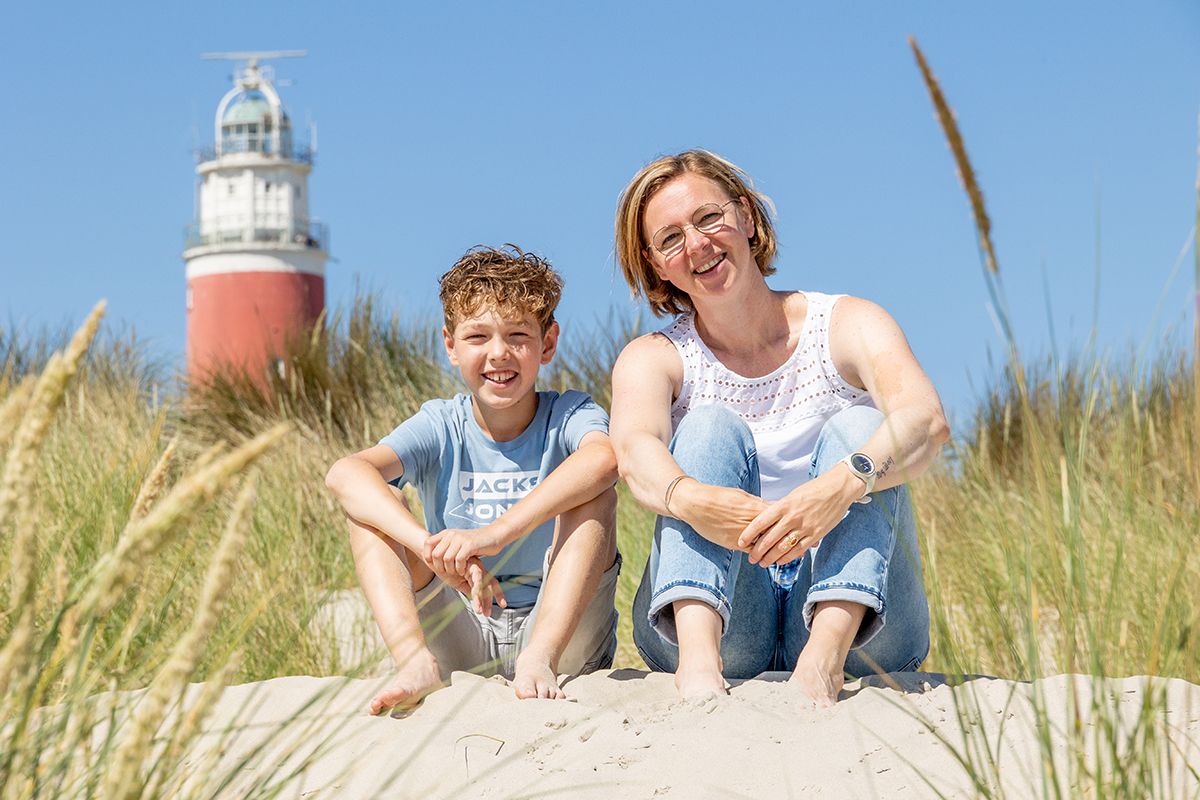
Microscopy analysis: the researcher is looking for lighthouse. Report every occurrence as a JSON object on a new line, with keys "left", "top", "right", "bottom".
{"left": 184, "top": 50, "right": 328, "bottom": 383}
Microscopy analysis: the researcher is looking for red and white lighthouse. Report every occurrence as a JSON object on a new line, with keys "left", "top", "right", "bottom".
{"left": 184, "top": 51, "right": 328, "bottom": 382}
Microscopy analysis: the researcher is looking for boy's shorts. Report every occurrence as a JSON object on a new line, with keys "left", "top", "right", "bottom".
{"left": 414, "top": 550, "right": 621, "bottom": 680}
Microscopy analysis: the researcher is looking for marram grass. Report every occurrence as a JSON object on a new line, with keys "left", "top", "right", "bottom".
{"left": 0, "top": 59, "right": 1195, "bottom": 800}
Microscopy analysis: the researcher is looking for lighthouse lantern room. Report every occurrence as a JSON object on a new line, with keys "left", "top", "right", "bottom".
{"left": 184, "top": 50, "right": 328, "bottom": 382}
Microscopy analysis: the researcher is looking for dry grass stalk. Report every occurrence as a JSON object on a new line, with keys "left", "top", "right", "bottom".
{"left": 190, "top": 441, "right": 228, "bottom": 473}
{"left": 908, "top": 36, "right": 998, "bottom": 274}
{"left": 0, "top": 374, "right": 37, "bottom": 453}
{"left": 0, "top": 605, "right": 35, "bottom": 710}
{"left": 129, "top": 436, "right": 179, "bottom": 522}
{"left": 0, "top": 303, "right": 104, "bottom": 706}
{"left": 144, "top": 652, "right": 243, "bottom": 799}
{"left": 102, "top": 477, "right": 256, "bottom": 800}
{"left": 1193, "top": 110, "right": 1200, "bottom": 495}
{"left": 78, "top": 421, "right": 289, "bottom": 620}
{"left": 0, "top": 301, "right": 105, "bottom": 531}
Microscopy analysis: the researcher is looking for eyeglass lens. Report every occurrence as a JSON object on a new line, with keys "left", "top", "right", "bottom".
{"left": 653, "top": 202, "right": 733, "bottom": 256}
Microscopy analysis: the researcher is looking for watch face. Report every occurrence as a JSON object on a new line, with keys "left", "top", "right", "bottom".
{"left": 849, "top": 453, "right": 874, "bottom": 476}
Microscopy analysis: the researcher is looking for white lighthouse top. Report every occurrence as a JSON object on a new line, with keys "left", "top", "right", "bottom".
{"left": 184, "top": 49, "right": 329, "bottom": 266}
{"left": 202, "top": 51, "right": 308, "bottom": 162}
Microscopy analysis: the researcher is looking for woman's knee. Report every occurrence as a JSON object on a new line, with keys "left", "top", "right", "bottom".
{"left": 811, "top": 405, "right": 884, "bottom": 475}
{"left": 671, "top": 405, "right": 756, "bottom": 476}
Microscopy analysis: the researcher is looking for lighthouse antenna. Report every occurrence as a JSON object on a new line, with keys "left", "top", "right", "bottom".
{"left": 200, "top": 50, "right": 307, "bottom": 62}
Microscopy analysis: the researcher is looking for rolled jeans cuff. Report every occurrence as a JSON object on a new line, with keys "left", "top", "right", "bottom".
{"left": 803, "top": 583, "right": 886, "bottom": 648}
{"left": 648, "top": 581, "right": 733, "bottom": 647}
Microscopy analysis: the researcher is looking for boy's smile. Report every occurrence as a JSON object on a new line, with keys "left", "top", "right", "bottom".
{"left": 443, "top": 308, "right": 559, "bottom": 440}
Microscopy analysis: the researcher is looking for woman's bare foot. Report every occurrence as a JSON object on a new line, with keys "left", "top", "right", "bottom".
{"left": 512, "top": 649, "right": 565, "bottom": 699}
{"left": 672, "top": 599, "right": 728, "bottom": 698}
{"left": 674, "top": 662, "right": 728, "bottom": 699}
{"left": 789, "top": 648, "right": 844, "bottom": 708}
{"left": 368, "top": 649, "right": 443, "bottom": 715}
{"left": 789, "top": 600, "right": 862, "bottom": 707}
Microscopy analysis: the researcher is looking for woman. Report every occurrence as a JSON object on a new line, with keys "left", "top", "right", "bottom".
{"left": 609, "top": 150, "right": 949, "bottom": 704}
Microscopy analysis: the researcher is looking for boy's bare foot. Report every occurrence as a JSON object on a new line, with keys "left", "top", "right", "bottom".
{"left": 368, "top": 649, "right": 443, "bottom": 715}
{"left": 789, "top": 648, "right": 845, "bottom": 708}
{"left": 512, "top": 650, "right": 565, "bottom": 699}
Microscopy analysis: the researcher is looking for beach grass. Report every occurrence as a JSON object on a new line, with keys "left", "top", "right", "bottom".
{"left": 2, "top": 53, "right": 1198, "bottom": 800}
{"left": 2, "top": 281, "right": 1195, "bottom": 796}
{"left": 905, "top": 36, "right": 1199, "bottom": 797}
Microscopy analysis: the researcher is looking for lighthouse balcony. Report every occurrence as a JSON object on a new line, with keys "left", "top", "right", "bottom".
{"left": 184, "top": 218, "right": 329, "bottom": 254}
{"left": 195, "top": 142, "right": 315, "bottom": 166}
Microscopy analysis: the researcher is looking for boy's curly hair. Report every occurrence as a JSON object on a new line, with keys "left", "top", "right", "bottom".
{"left": 439, "top": 244, "right": 564, "bottom": 332}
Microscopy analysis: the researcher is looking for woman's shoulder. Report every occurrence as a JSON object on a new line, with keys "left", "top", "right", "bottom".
{"left": 618, "top": 329, "right": 681, "bottom": 362}
{"left": 613, "top": 328, "right": 684, "bottom": 383}
{"left": 827, "top": 294, "right": 896, "bottom": 331}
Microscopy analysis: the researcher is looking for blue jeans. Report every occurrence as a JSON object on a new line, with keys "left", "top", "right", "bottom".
{"left": 632, "top": 405, "right": 930, "bottom": 678}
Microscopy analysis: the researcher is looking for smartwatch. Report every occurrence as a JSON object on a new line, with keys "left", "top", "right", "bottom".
{"left": 841, "top": 452, "right": 876, "bottom": 504}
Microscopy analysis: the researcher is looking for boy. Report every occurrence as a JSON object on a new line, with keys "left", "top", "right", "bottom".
{"left": 325, "top": 245, "right": 620, "bottom": 714}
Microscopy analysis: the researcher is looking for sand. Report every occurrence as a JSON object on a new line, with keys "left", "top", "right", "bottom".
{"left": 171, "top": 668, "right": 1200, "bottom": 799}
{"left": 102, "top": 592, "right": 1194, "bottom": 796}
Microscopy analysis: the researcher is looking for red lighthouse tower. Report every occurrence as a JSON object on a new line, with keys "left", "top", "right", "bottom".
{"left": 184, "top": 51, "right": 329, "bottom": 382}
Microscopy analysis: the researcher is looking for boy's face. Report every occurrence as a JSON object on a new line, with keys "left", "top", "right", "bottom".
{"left": 442, "top": 308, "right": 558, "bottom": 412}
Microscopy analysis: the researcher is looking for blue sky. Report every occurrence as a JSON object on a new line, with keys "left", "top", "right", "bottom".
{"left": 3, "top": 1, "right": 1197, "bottom": 423}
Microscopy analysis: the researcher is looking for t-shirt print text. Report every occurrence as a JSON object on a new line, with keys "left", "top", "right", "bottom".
{"left": 449, "top": 470, "right": 541, "bottom": 523}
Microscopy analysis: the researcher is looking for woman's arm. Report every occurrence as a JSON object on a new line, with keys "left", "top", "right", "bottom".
{"left": 828, "top": 296, "right": 951, "bottom": 489}
{"left": 740, "top": 297, "right": 950, "bottom": 565}
{"left": 611, "top": 334, "right": 766, "bottom": 550}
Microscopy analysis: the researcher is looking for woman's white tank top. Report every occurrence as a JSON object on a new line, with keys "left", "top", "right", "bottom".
{"left": 660, "top": 291, "right": 875, "bottom": 502}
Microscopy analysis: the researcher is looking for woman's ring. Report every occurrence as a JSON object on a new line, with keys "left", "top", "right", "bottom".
{"left": 783, "top": 533, "right": 800, "bottom": 549}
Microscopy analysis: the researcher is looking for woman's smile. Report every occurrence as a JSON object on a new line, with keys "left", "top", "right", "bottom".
{"left": 692, "top": 253, "right": 725, "bottom": 276}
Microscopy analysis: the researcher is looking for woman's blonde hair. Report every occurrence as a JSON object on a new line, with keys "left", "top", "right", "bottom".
{"left": 614, "top": 149, "right": 777, "bottom": 317}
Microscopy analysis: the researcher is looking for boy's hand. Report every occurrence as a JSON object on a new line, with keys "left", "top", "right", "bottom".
{"left": 465, "top": 559, "right": 507, "bottom": 616}
{"left": 425, "top": 525, "right": 509, "bottom": 578}
{"left": 420, "top": 532, "right": 508, "bottom": 614}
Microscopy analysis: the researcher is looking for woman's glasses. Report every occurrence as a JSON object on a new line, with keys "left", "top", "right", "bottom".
{"left": 650, "top": 200, "right": 739, "bottom": 258}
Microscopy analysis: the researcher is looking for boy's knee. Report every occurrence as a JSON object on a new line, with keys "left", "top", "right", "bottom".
{"left": 386, "top": 484, "right": 412, "bottom": 507}
{"left": 589, "top": 486, "right": 618, "bottom": 523}
{"left": 563, "top": 487, "right": 618, "bottom": 537}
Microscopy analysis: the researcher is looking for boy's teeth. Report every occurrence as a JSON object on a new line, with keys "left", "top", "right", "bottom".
{"left": 485, "top": 371, "right": 516, "bottom": 382}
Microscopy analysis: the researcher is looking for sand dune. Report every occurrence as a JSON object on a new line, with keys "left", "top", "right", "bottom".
{"left": 175, "top": 668, "right": 1200, "bottom": 798}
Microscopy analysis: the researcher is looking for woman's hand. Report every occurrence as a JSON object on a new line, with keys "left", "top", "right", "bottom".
{"left": 737, "top": 467, "right": 865, "bottom": 566}
{"left": 671, "top": 480, "right": 768, "bottom": 552}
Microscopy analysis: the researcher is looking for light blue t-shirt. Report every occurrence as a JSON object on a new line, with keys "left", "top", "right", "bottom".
{"left": 380, "top": 390, "right": 609, "bottom": 608}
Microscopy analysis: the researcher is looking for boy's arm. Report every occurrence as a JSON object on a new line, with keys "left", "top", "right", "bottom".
{"left": 325, "top": 445, "right": 499, "bottom": 599}
{"left": 324, "top": 445, "right": 430, "bottom": 553}
{"left": 425, "top": 431, "right": 617, "bottom": 578}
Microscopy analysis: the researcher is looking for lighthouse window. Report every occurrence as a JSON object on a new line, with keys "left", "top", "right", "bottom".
{"left": 228, "top": 183, "right": 235, "bottom": 195}
{"left": 294, "top": 186, "right": 301, "bottom": 198}
{"left": 247, "top": 123, "right": 258, "bottom": 134}
{"left": 235, "top": 124, "right": 244, "bottom": 134}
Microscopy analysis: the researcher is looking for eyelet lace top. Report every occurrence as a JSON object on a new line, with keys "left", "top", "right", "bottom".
{"left": 661, "top": 291, "right": 875, "bottom": 501}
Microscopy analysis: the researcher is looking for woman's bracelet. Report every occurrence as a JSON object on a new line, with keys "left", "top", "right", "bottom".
{"left": 663, "top": 474, "right": 690, "bottom": 516}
